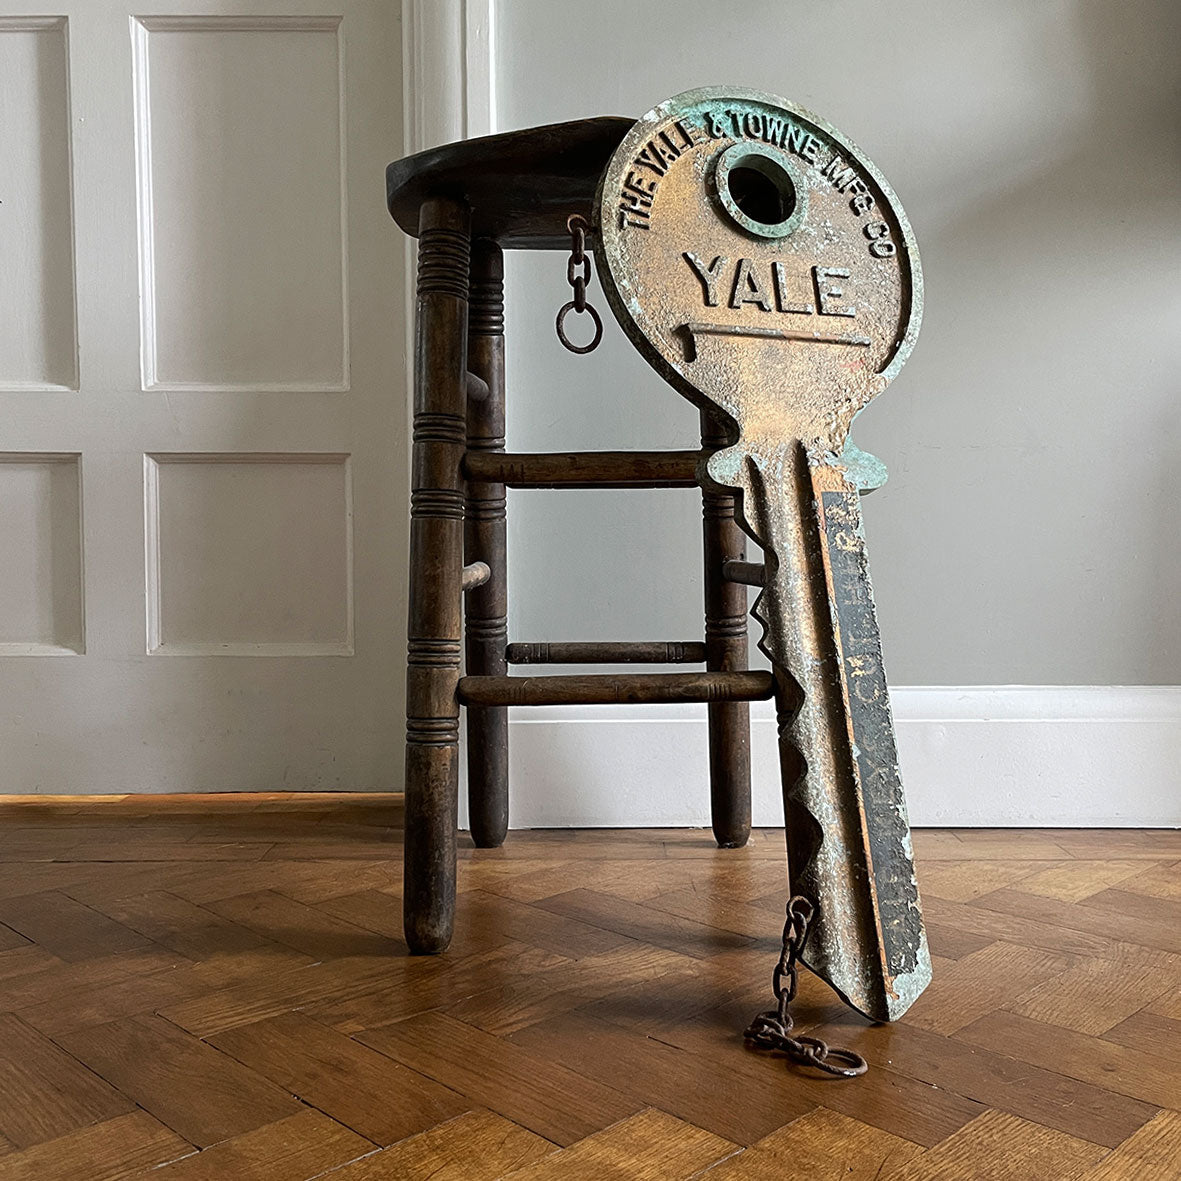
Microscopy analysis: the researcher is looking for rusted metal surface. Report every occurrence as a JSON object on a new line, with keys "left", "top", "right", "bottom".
{"left": 745, "top": 897, "right": 868, "bottom": 1077}
{"left": 593, "top": 87, "right": 930, "bottom": 1021}
{"left": 556, "top": 215, "right": 604, "bottom": 353}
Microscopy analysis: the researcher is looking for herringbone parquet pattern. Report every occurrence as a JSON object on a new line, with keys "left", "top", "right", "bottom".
{"left": 0, "top": 795, "right": 1177, "bottom": 1179}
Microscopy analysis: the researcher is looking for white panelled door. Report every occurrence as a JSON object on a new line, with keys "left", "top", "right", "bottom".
{"left": 0, "top": 0, "right": 406, "bottom": 792}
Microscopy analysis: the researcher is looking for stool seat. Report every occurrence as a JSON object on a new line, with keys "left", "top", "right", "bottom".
{"left": 386, "top": 117, "right": 632, "bottom": 248}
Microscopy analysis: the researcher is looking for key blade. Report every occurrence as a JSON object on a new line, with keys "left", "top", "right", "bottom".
{"left": 710, "top": 443, "right": 930, "bottom": 1021}
{"left": 801, "top": 462, "right": 930, "bottom": 1019}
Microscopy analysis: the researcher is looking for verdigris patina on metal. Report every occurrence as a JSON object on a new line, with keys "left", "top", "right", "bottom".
{"left": 593, "top": 87, "right": 931, "bottom": 1022}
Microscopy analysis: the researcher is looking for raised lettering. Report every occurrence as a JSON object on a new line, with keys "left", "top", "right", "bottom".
{"left": 633, "top": 146, "right": 667, "bottom": 177}
{"left": 730, "top": 258, "right": 772, "bottom": 311}
{"left": 813, "top": 267, "right": 856, "bottom": 317}
{"left": 648, "top": 138, "right": 675, "bottom": 168}
{"left": 799, "top": 134, "right": 823, "bottom": 164}
{"left": 683, "top": 252, "right": 728, "bottom": 307}
{"left": 618, "top": 170, "right": 655, "bottom": 229}
{"left": 657, "top": 131, "right": 678, "bottom": 160}
{"left": 863, "top": 221, "right": 896, "bottom": 257}
{"left": 772, "top": 262, "right": 814, "bottom": 314}
{"left": 620, "top": 171, "right": 655, "bottom": 206}
{"left": 822, "top": 155, "right": 859, "bottom": 192}
{"left": 763, "top": 116, "right": 786, "bottom": 147}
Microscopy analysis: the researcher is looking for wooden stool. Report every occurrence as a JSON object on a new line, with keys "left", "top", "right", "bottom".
{"left": 388, "top": 119, "right": 772, "bottom": 954}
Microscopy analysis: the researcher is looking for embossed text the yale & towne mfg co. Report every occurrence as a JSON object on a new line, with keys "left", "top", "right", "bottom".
{"left": 616, "top": 106, "right": 896, "bottom": 255}
{"left": 614, "top": 104, "right": 898, "bottom": 349}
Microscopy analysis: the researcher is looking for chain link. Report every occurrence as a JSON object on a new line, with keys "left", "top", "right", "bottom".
{"left": 556, "top": 214, "right": 603, "bottom": 353}
{"left": 744, "top": 895, "right": 869, "bottom": 1078}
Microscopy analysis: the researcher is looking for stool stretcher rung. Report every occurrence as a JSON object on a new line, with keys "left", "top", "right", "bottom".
{"left": 722, "top": 560, "right": 766, "bottom": 586}
{"left": 457, "top": 670, "right": 775, "bottom": 707}
{"left": 461, "top": 561, "right": 491, "bottom": 591}
{"left": 506, "top": 641, "right": 707, "bottom": 665}
{"left": 463, "top": 449, "right": 703, "bottom": 489}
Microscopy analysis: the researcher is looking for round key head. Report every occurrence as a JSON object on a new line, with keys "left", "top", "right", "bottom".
{"left": 594, "top": 87, "right": 922, "bottom": 450}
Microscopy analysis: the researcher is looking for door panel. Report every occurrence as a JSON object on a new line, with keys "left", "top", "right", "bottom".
{"left": 0, "top": 0, "right": 405, "bottom": 792}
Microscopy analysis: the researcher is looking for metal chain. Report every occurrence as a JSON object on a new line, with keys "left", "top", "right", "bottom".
{"left": 556, "top": 214, "right": 603, "bottom": 354}
{"left": 744, "top": 896, "right": 869, "bottom": 1078}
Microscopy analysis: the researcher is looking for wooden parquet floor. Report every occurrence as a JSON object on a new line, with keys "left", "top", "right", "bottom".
{"left": 0, "top": 796, "right": 1177, "bottom": 1179}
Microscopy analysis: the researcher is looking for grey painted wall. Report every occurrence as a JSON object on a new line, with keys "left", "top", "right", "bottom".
{"left": 494, "top": 0, "right": 1180, "bottom": 684}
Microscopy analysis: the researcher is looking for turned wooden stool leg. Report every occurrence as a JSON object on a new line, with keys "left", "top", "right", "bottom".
{"left": 464, "top": 239, "right": 509, "bottom": 848}
{"left": 404, "top": 196, "right": 471, "bottom": 954}
{"left": 701, "top": 409, "right": 753, "bottom": 848}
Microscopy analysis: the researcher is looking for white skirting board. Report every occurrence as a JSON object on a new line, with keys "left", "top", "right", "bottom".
{"left": 458, "top": 687, "right": 1181, "bottom": 829}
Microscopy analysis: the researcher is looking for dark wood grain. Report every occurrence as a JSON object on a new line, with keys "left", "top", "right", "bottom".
{"left": 86, "top": 891, "right": 286, "bottom": 963}
{"left": 457, "top": 670, "right": 775, "bottom": 707}
{"left": 464, "top": 238, "right": 509, "bottom": 850}
{"left": 209, "top": 1012, "right": 470, "bottom": 1145}
{"left": 506, "top": 641, "right": 707, "bottom": 664}
{"left": 386, "top": 116, "right": 632, "bottom": 248}
{"left": 462, "top": 449, "right": 701, "bottom": 488}
{"left": 0, "top": 796, "right": 1175, "bottom": 1177}
{"left": 510, "top": 1009, "right": 814, "bottom": 1145}
{"left": 0, "top": 1014, "right": 132, "bottom": 1148}
{"left": 700, "top": 409, "right": 752, "bottom": 849}
{"left": 721, "top": 559, "right": 766, "bottom": 586}
{"left": 0, "top": 1111, "right": 191, "bottom": 1180}
{"left": 403, "top": 196, "right": 471, "bottom": 955}
{"left": 115, "top": 1110, "right": 371, "bottom": 1181}
{"left": 58, "top": 1015, "right": 301, "bottom": 1149}
{"left": 205, "top": 890, "right": 386, "bottom": 961}
{"left": 0, "top": 892, "right": 148, "bottom": 962}
{"left": 357, "top": 1010, "right": 639, "bottom": 1146}
{"left": 310, "top": 1109, "right": 556, "bottom": 1180}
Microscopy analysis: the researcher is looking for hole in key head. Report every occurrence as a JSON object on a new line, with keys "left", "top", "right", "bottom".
{"left": 727, "top": 158, "right": 795, "bottom": 226}
{"left": 715, "top": 142, "right": 807, "bottom": 240}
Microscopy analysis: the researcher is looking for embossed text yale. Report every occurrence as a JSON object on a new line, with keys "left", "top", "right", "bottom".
{"left": 594, "top": 88, "right": 931, "bottom": 1020}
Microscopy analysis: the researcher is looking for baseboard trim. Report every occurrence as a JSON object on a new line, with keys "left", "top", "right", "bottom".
{"left": 459, "top": 686, "right": 1181, "bottom": 829}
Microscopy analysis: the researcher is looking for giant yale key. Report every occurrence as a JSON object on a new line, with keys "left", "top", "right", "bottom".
{"left": 594, "top": 87, "right": 931, "bottom": 1021}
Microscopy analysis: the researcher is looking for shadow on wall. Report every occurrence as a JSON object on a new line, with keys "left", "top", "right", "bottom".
{"left": 856, "top": 0, "right": 1181, "bottom": 684}
{"left": 497, "top": 0, "right": 1181, "bottom": 686}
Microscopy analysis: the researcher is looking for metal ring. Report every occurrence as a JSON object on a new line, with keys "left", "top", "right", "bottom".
{"left": 795, "top": 1037, "right": 868, "bottom": 1078}
{"left": 713, "top": 141, "right": 808, "bottom": 241}
{"left": 787, "top": 896, "right": 815, "bottom": 925}
{"left": 556, "top": 300, "right": 602, "bottom": 354}
{"left": 813, "top": 1048, "right": 869, "bottom": 1078}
